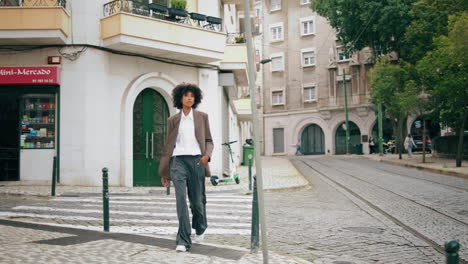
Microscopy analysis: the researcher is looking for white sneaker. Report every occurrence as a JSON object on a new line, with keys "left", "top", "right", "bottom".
{"left": 195, "top": 233, "right": 205, "bottom": 242}
{"left": 175, "top": 245, "right": 187, "bottom": 252}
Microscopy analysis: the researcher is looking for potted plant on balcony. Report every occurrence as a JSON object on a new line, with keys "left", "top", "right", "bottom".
{"left": 168, "top": 0, "right": 188, "bottom": 18}
{"left": 235, "top": 37, "right": 246, "bottom": 43}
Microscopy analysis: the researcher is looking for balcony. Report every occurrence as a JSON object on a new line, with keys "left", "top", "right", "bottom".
{"left": 101, "top": 0, "right": 226, "bottom": 64}
{"left": 0, "top": 0, "right": 71, "bottom": 45}
{"left": 220, "top": 33, "right": 253, "bottom": 87}
{"left": 220, "top": 0, "right": 253, "bottom": 11}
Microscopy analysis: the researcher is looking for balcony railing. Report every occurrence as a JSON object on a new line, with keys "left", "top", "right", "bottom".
{"left": 0, "top": 0, "right": 67, "bottom": 8}
{"left": 103, "top": 0, "right": 223, "bottom": 32}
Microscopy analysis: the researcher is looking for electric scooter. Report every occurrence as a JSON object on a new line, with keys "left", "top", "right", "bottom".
{"left": 210, "top": 140, "right": 240, "bottom": 186}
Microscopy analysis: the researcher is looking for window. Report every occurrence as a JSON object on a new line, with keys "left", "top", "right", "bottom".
{"left": 301, "top": 48, "right": 316, "bottom": 67}
{"left": 269, "top": 23, "right": 284, "bottom": 42}
{"left": 273, "top": 128, "right": 285, "bottom": 153}
{"left": 303, "top": 86, "right": 317, "bottom": 102}
{"left": 272, "top": 90, "right": 284, "bottom": 105}
{"left": 300, "top": 17, "right": 315, "bottom": 36}
{"left": 337, "top": 46, "right": 350, "bottom": 61}
{"left": 301, "top": 0, "right": 311, "bottom": 4}
{"left": 270, "top": 0, "right": 281, "bottom": 11}
{"left": 270, "top": 52, "right": 284, "bottom": 72}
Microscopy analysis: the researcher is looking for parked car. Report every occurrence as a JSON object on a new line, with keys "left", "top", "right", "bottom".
{"left": 412, "top": 136, "right": 432, "bottom": 153}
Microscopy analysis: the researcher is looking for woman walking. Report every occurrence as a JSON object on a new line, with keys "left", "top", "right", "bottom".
{"left": 159, "top": 83, "right": 214, "bottom": 252}
{"left": 404, "top": 134, "right": 416, "bottom": 157}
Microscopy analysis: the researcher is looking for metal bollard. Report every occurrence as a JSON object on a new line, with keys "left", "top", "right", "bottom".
{"left": 51, "top": 156, "right": 57, "bottom": 196}
{"left": 250, "top": 175, "right": 259, "bottom": 253}
{"left": 102, "top": 168, "right": 109, "bottom": 232}
{"left": 445, "top": 240, "right": 460, "bottom": 264}
{"left": 248, "top": 154, "right": 253, "bottom": 191}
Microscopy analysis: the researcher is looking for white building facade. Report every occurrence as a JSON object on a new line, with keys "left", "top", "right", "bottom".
{"left": 0, "top": 0, "right": 250, "bottom": 186}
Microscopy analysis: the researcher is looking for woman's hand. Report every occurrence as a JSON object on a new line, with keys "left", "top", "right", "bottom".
{"left": 198, "top": 155, "right": 210, "bottom": 166}
{"left": 161, "top": 177, "right": 169, "bottom": 187}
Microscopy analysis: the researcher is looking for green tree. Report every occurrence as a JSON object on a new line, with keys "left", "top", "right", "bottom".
{"left": 417, "top": 13, "right": 468, "bottom": 167}
{"left": 403, "top": 0, "right": 468, "bottom": 63}
{"left": 369, "top": 57, "right": 420, "bottom": 159}
{"left": 311, "top": 0, "right": 416, "bottom": 58}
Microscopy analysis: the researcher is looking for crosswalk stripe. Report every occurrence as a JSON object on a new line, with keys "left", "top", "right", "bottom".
{"left": 79, "top": 204, "right": 251, "bottom": 214}
{"left": 0, "top": 212, "right": 252, "bottom": 228}
{"left": 4, "top": 221, "right": 252, "bottom": 235}
{"left": 50, "top": 198, "right": 252, "bottom": 208}
{"left": 13, "top": 206, "right": 251, "bottom": 221}
{"left": 55, "top": 197, "right": 252, "bottom": 202}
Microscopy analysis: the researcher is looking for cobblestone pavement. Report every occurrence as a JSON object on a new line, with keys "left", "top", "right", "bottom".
{"left": 1, "top": 156, "right": 466, "bottom": 263}
{"left": 283, "top": 156, "right": 467, "bottom": 263}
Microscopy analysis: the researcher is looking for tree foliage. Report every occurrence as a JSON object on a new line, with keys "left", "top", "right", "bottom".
{"left": 417, "top": 13, "right": 468, "bottom": 132}
{"left": 403, "top": 0, "right": 468, "bottom": 63}
{"left": 369, "top": 57, "right": 421, "bottom": 157}
{"left": 311, "top": 0, "right": 416, "bottom": 57}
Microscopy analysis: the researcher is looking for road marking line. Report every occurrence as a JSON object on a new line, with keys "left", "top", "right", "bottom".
{"left": 0, "top": 212, "right": 251, "bottom": 228}
{"left": 79, "top": 204, "right": 251, "bottom": 214}
{"left": 12, "top": 206, "right": 251, "bottom": 221}
{"left": 55, "top": 197, "right": 252, "bottom": 202}
{"left": 0, "top": 219, "right": 252, "bottom": 235}
{"left": 50, "top": 199, "right": 252, "bottom": 208}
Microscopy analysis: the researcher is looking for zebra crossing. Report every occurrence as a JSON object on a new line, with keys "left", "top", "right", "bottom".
{"left": 0, "top": 193, "right": 254, "bottom": 236}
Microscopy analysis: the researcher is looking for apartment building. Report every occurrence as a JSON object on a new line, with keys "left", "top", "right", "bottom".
{"left": 0, "top": 0, "right": 252, "bottom": 186}
{"left": 261, "top": 0, "right": 379, "bottom": 156}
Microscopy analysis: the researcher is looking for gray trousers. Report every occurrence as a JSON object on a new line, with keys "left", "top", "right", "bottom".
{"left": 170, "top": 155, "right": 207, "bottom": 248}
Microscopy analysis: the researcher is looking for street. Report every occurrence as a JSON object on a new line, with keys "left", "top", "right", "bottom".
{"left": 0, "top": 156, "right": 467, "bottom": 263}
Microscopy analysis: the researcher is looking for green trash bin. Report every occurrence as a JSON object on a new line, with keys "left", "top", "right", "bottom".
{"left": 242, "top": 145, "right": 254, "bottom": 165}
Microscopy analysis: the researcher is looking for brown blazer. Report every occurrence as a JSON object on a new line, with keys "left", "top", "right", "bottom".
{"left": 158, "top": 109, "right": 214, "bottom": 180}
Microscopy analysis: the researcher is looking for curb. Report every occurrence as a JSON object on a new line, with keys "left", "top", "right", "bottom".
{"left": 380, "top": 159, "right": 468, "bottom": 179}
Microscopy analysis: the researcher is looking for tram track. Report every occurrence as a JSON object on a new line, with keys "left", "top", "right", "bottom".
{"left": 312, "top": 158, "right": 468, "bottom": 226}
{"left": 298, "top": 159, "right": 468, "bottom": 264}
{"left": 336, "top": 157, "right": 468, "bottom": 192}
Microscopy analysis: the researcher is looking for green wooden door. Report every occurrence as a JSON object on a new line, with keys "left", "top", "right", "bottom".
{"left": 335, "top": 121, "right": 361, "bottom": 155}
{"left": 133, "top": 89, "right": 169, "bottom": 186}
{"left": 301, "top": 124, "right": 325, "bottom": 155}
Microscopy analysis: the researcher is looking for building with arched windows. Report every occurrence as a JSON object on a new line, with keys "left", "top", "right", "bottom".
{"left": 260, "top": 0, "right": 381, "bottom": 155}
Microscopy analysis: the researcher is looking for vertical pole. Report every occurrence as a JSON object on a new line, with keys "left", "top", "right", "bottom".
{"left": 102, "top": 167, "right": 109, "bottom": 232}
{"left": 445, "top": 240, "right": 460, "bottom": 264}
{"left": 343, "top": 69, "right": 350, "bottom": 154}
{"left": 378, "top": 103, "right": 383, "bottom": 155}
{"left": 51, "top": 156, "right": 57, "bottom": 196}
{"left": 242, "top": 0, "right": 269, "bottom": 262}
{"left": 250, "top": 175, "right": 259, "bottom": 252}
{"left": 248, "top": 154, "right": 253, "bottom": 191}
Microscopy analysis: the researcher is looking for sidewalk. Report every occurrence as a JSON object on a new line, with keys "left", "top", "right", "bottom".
{"left": 0, "top": 156, "right": 311, "bottom": 263}
{"left": 0, "top": 156, "right": 309, "bottom": 197}
{"left": 0, "top": 219, "right": 310, "bottom": 264}
{"left": 360, "top": 153, "right": 468, "bottom": 179}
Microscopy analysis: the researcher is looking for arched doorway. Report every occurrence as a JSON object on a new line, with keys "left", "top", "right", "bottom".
{"left": 133, "top": 88, "right": 169, "bottom": 186}
{"left": 410, "top": 117, "right": 441, "bottom": 139}
{"left": 372, "top": 118, "right": 394, "bottom": 142}
{"left": 301, "top": 124, "right": 325, "bottom": 155}
{"left": 335, "top": 121, "right": 361, "bottom": 154}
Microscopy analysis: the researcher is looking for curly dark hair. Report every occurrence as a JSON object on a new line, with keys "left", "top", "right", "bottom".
{"left": 172, "top": 83, "right": 203, "bottom": 109}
